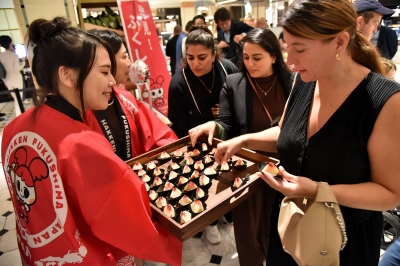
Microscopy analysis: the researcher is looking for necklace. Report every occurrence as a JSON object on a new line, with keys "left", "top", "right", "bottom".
{"left": 198, "top": 65, "right": 215, "bottom": 94}
{"left": 246, "top": 72, "right": 273, "bottom": 123}
{"left": 108, "top": 96, "right": 115, "bottom": 106}
{"left": 254, "top": 74, "right": 277, "bottom": 96}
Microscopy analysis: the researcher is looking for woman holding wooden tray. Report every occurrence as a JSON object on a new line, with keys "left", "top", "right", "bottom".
{"left": 188, "top": 28, "right": 293, "bottom": 265}
{"left": 1, "top": 17, "right": 181, "bottom": 265}
{"left": 212, "top": 0, "right": 400, "bottom": 265}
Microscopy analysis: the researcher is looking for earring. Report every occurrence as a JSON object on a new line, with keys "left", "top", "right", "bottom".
{"left": 336, "top": 54, "right": 340, "bottom": 61}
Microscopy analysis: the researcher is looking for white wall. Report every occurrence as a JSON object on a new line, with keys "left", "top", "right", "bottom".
{"left": 0, "top": 0, "right": 14, "bottom": 8}
{"left": 0, "top": 0, "right": 24, "bottom": 45}
{"left": 148, "top": 0, "right": 181, "bottom": 9}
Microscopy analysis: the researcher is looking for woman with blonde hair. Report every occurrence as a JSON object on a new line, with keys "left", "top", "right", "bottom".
{"left": 213, "top": 0, "right": 400, "bottom": 265}
{"left": 380, "top": 57, "right": 397, "bottom": 81}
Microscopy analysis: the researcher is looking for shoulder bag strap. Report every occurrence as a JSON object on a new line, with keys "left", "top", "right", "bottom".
{"left": 182, "top": 68, "right": 201, "bottom": 114}
{"left": 217, "top": 60, "right": 228, "bottom": 76}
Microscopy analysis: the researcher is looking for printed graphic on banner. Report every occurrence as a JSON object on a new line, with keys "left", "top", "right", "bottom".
{"left": 118, "top": 0, "right": 170, "bottom": 116}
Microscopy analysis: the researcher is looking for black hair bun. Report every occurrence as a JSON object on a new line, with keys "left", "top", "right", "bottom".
{"left": 28, "top": 17, "right": 71, "bottom": 45}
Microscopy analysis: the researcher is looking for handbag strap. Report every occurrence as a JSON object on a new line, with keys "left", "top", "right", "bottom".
{"left": 325, "top": 202, "right": 348, "bottom": 250}
{"left": 182, "top": 61, "right": 225, "bottom": 115}
{"left": 183, "top": 68, "right": 201, "bottom": 114}
{"left": 217, "top": 60, "right": 228, "bottom": 76}
{"left": 246, "top": 72, "right": 273, "bottom": 123}
{"left": 315, "top": 182, "right": 348, "bottom": 250}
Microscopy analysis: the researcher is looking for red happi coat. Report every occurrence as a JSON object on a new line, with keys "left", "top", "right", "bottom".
{"left": 1, "top": 105, "right": 182, "bottom": 265}
{"left": 85, "top": 86, "right": 178, "bottom": 158}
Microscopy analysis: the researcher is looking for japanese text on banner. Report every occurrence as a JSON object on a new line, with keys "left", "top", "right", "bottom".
{"left": 118, "top": 0, "right": 170, "bottom": 116}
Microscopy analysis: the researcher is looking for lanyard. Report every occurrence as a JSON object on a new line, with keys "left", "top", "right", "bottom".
{"left": 95, "top": 97, "right": 132, "bottom": 161}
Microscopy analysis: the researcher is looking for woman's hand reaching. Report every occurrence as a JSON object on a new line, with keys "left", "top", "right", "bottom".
{"left": 257, "top": 166, "right": 318, "bottom": 199}
{"left": 188, "top": 121, "right": 217, "bottom": 147}
{"left": 214, "top": 136, "right": 246, "bottom": 165}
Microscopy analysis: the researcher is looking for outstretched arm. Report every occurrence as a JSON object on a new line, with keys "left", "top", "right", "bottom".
{"left": 214, "top": 126, "right": 281, "bottom": 164}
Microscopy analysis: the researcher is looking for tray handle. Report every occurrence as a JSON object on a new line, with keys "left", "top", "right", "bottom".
{"left": 229, "top": 187, "right": 249, "bottom": 204}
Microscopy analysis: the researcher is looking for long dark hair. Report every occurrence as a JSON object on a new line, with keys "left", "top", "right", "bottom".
{"left": 88, "top": 29, "right": 126, "bottom": 77}
{"left": 28, "top": 17, "right": 116, "bottom": 120}
{"left": 282, "top": 0, "right": 383, "bottom": 74}
{"left": 87, "top": 29, "right": 126, "bottom": 56}
{"left": 240, "top": 28, "right": 291, "bottom": 90}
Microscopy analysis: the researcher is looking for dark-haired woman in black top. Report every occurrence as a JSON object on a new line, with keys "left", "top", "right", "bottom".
{"left": 168, "top": 26, "right": 238, "bottom": 138}
{"left": 189, "top": 28, "right": 292, "bottom": 265}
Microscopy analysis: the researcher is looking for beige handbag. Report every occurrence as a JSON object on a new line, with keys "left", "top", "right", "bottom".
{"left": 278, "top": 182, "right": 348, "bottom": 266}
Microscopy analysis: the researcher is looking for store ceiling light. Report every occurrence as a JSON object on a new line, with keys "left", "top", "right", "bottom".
{"left": 198, "top": 0, "right": 208, "bottom": 12}
{"left": 217, "top": 0, "right": 237, "bottom": 5}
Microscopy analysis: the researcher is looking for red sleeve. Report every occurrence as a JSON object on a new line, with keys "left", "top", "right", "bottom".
{"left": 135, "top": 99, "right": 178, "bottom": 151}
{"left": 66, "top": 135, "right": 182, "bottom": 265}
{"left": 91, "top": 169, "right": 182, "bottom": 265}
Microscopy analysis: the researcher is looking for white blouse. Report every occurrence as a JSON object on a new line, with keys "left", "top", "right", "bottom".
{"left": 0, "top": 50, "right": 25, "bottom": 90}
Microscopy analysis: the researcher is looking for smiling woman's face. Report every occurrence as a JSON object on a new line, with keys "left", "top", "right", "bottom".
{"left": 82, "top": 46, "right": 115, "bottom": 111}
{"left": 113, "top": 43, "right": 131, "bottom": 84}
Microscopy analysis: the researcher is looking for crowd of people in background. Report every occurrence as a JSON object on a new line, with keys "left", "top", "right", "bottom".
{"left": 162, "top": 8, "right": 274, "bottom": 75}
{"left": 162, "top": 2, "right": 399, "bottom": 78}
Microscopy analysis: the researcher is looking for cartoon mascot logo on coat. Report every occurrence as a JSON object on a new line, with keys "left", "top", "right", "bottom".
{"left": 7, "top": 146, "right": 49, "bottom": 224}
{"left": 148, "top": 76, "right": 165, "bottom": 108}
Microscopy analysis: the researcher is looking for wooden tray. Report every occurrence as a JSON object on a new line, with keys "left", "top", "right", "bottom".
{"left": 125, "top": 135, "right": 279, "bottom": 241}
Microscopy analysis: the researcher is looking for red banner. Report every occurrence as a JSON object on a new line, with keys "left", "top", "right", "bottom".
{"left": 118, "top": 0, "right": 170, "bottom": 116}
